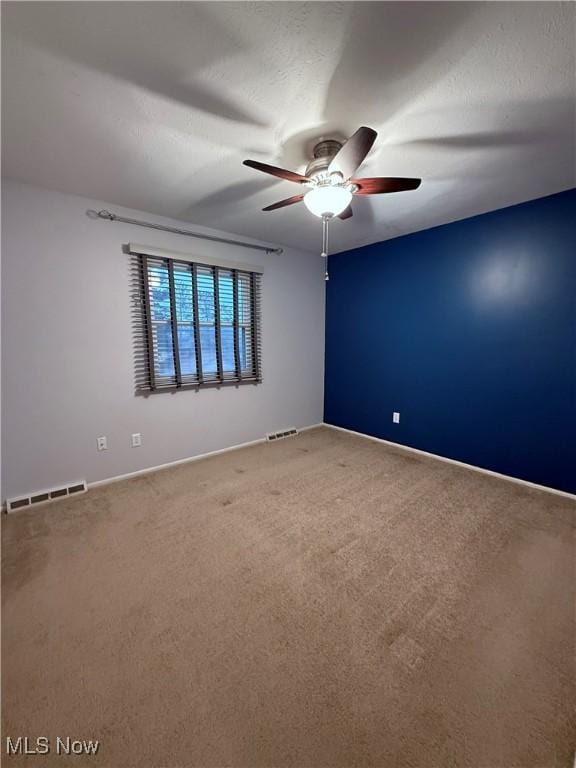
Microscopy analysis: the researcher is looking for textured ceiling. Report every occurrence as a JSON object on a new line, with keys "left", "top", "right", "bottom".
{"left": 2, "top": 2, "right": 575, "bottom": 253}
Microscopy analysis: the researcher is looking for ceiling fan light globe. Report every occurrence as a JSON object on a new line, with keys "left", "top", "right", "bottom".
{"left": 303, "top": 186, "right": 352, "bottom": 218}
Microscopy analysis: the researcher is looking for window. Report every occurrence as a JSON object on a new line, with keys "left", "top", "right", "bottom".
{"left": 133, "top": 254, "right": 262, "bottom": 392}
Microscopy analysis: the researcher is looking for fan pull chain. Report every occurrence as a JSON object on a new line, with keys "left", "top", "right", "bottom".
{"left": 321, "top": 215, "right": 330, "bottom": 281}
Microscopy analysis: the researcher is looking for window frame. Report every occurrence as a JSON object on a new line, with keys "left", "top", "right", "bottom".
{"left": 133, "top": 253, "right": 262, "bottom": 394}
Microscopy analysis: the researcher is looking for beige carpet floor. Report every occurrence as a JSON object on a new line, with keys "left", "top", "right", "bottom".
{"left": 2, "top": 426, "right": 575, "bottom": 767}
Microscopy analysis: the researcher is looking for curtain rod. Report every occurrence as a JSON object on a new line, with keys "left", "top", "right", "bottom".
{"left": 87, "top": 209, "right": 284, "bottom": 255}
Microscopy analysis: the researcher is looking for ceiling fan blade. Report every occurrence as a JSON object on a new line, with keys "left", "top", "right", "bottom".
{"left": 328, "top": 126, "right": 377, "bottom": 179}
{"left": 243, "top": 159, "right": 310, "bottom": 184}
{"left": 338, "top": 204, "right": 353, "bottom": 220}
{"left": 352, "top": 177, "right": 421, "bottom": 195}
{"left": 262, "top": 194, "right": 304, "bottom": 212}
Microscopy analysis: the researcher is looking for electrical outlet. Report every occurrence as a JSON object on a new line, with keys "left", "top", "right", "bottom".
{"left": 96, "top": 436, "right": 108, "bottom": 451}
{"left": 131, "top": 433, "right": 142, "bottom": 448}
{"left": 393, "top": 412, "right": 400, "bottom": 424}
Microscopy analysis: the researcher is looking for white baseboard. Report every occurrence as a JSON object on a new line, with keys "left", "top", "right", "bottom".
{"left": 88, "top": 423, "right": 324, "bottom": 491}
{"left": 323, "top": 423, "right": 576, "bottom": 501}
{"left": 8, "top": 421, "right": 571, "bottom": 507}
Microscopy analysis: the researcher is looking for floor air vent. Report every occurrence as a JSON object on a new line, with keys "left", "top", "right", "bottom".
{"left": 6, "top": 480, "right": 87, "bottom": 513}
{"left": 266, "top": 427, "right": 298, "bottom": 442}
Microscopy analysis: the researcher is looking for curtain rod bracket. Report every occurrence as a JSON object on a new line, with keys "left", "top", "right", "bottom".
{"left": 87, "top": 209, "right": 283, "bottom": 255}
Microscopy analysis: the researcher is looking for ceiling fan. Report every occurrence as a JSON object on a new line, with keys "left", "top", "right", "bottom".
{"left": 243, "top": 126, "right": 421, "bottom": 220}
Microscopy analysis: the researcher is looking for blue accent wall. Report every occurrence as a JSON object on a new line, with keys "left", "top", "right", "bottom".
{"left": 324, "top": 189, "right": 576, "bottom": 494}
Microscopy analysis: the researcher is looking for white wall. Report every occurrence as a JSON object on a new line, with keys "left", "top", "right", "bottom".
{"left": 1, "top": 180, "right": 325, "bottom": 500}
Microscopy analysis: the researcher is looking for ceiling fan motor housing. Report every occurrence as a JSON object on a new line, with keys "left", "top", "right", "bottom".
{"left": 305, "top": 139, "right": 344, "bottom": 182}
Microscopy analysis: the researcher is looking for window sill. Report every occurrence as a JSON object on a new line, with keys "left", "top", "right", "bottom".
{"left": 136, "top": 377, "right": 261, "bottom": 396}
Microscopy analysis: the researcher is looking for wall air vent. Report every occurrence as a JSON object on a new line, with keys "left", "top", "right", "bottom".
{"left": 266, "top": 427, "right": 298, "bottom": 442}
{"left": 6, "top": 480, "right": 87, "bottom": 513}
